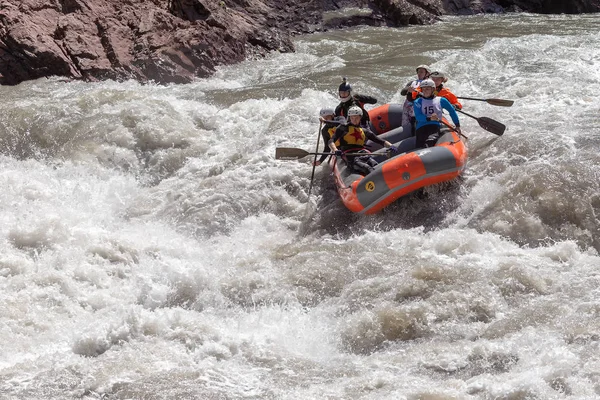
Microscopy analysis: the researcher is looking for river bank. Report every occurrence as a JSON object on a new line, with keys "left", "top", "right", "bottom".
{"left": 0, "top": 0, "right": 599, "bottom": 85}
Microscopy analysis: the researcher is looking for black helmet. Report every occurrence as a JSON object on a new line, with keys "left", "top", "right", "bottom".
{"left": 338, "top": 77, "right": 352, "bottom": 93}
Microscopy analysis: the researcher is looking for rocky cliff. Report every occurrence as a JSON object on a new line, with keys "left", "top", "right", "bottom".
{"left": 0, "top": 0, "right": 598, "bottom": 85}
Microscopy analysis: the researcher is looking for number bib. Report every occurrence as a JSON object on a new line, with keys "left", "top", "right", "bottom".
{"left": 419, "top": 97, "right": 443, "bottom": 120}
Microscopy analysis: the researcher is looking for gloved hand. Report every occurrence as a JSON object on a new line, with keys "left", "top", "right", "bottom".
{"left": 388, "top": 145, "right": 399, "bottom": 153}
{"left": 334, "top": 150, "right": 343, "bottom": 157}
{"left": 453, "top": 104, "right": 461, "bottom": 110}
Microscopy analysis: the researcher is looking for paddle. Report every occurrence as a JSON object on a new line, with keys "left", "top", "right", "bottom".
{"left": 440, "top": 120, "right": 468, "bottom": 140}
{"left": 457, "top": 96, "right": 514, "bottom": 107}
{"left": 276, "top": 147, "right": 377, "bottom": 160}
{"left": 456, "top": 109, "right": 505, "bottom": 136}
{"left": 307, "top": 121, "right": 323, "bottom": 197}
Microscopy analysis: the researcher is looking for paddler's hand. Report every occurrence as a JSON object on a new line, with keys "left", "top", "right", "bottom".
{"left": 430, "top": 114, "right": 439, "bottom": 121}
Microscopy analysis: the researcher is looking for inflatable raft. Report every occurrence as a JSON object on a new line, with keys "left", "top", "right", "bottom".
{"left": 327, "top": 103, "right": 467, "bottom": 214}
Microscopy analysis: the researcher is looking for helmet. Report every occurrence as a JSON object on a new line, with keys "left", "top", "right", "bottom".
{"left": 319, "top": 108, "right": 335, "bottom": 118}
{"left": 429, "top": 71, "right": 446, "bottom": 79}
{"left": 419, "top": 79, "right": 436, "bottom": 89}
{"left": 338, "top": 77, "right": 352, "bottom": 93}
{"left": 347, "top": 106, "right": 363, "bottom": 117}
{"left": 339, "top": 77, "right": 353, "bottom": 102}
{"left": 415, "top": 64, "right": 431, "bottom": 74}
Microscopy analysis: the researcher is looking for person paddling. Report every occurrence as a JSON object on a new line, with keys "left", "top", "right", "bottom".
{"left": 335, "top": 77, "right": 377, "bottom": 127}
{"left": 413, "top": 79, "right": 461, "bottom": 149}
{"left": 429, "top": 71, "right": 462, "bottom": 110}
{"left": 328, "top": 106, "right": 398, "bottom": 175}
{"left": 400, "top": 64, "right": 432, "bottom": 136}
{"left": 313, "top": 108, "right": 343, "bottom": 166}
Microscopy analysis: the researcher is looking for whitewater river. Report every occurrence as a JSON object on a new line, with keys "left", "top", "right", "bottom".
{"left": 1, "top": 12, "right": 599, "bottom": 399}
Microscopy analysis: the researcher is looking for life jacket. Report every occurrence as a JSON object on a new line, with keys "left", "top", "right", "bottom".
{"left": 338, "top": 125, "right": 367, "bottom": 150}
{"left": 418, "top": 96, "right": 443, "bottom": 121}
{"left": 436, "top": 85, "right": 462, "bottom": 109}
{"left": 415, "top": 85, "right": 462, "bottom": 109}
{"left": 325, "top": 125, "right": 340, "bottom": 147}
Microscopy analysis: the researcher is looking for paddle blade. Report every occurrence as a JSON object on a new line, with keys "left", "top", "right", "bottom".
{"left": 486, "top": 98, "right": 514, "bottom": 107}
{"left": 478, "top": 117, "right": 506, "bottom": 136}
{"left": 275, "top": 147, "right": 310, "bottom": 160}
{"left": 457, "top": 96, "right": 514, "bottom": 107}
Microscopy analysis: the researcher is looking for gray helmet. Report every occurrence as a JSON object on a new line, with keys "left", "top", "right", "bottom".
{"left": 429, "top": 71, "right": 446, "bottom": 79}
{"left": 347, "top": 106, "right": 363, "bottom": 117}
{"left": 419, "top": 79, "right": 436, "bottom": 88}
{"left": 319, "top": 108, "right": 335, "bottom": 118}
{"left": 416, "top": 64, "right": 431, "bottom": 74}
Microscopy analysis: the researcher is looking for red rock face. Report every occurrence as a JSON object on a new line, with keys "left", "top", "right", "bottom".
{"left": 0, "top": 0, "right": 598, "bottom": 85}
{"left": 0, "top": 0, "right": 302, "bottom": 85}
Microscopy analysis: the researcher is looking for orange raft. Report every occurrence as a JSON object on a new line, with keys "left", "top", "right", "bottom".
{"left": 327, "top": 104, "right": 467, "bottom": 215}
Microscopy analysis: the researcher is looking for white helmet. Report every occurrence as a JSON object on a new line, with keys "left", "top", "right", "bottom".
{"left": 429, "top": 71, "right": 446, "bottom": 79}
{"left": 319, "top": 108, "right": 335, "bottom": 117}
{"left": 416, "top": 64, "right": 431, "bottom": 74}
{"left": 419, "top": 79, "right": 436, "bottom": 88}
{"left": 347, "top": 106, "right": 363, "bottom": 117}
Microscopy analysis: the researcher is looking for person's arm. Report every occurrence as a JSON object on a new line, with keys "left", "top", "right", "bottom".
{"left": 354, "top": 94, "right": 377, "bottom": 104}
{"left": 328, "top": 125, "right": 347, "bottom": 153}
{"left": 440, "top": 97, "right": 460, "bottom": 127}
{"left": 317, "top": 126, "right": 331, "bottom": 164}
{"left": 400, "top": 81, "right": 414, "bottom": 96}
{"left": 365, "top": 128, "right": 392, "bottom": 149}
{"left": 320, "top": 119, "right": 343, "bottom": 126}
{"left": 406, "top": 88, "right": 420, "bottom": 102}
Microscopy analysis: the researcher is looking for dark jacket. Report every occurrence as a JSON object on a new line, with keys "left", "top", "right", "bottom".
{"left": 335, "top": 94, "right": 377, "bottom": 126}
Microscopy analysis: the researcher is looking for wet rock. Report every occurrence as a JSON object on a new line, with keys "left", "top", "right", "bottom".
{"left": 0, "top": 0, "right": 599, "bottom": 85}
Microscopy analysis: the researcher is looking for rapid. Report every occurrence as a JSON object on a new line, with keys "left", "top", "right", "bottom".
{"left": 1, "top": 12, "right": 599, "bottom": 400}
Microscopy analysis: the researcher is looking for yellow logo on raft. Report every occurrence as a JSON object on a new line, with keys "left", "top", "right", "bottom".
{"left": 365, "top": 181, "right": 375, "bottom": 192}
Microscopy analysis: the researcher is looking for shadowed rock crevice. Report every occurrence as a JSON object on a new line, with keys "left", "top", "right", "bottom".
{"left": 95, "top": 20, "right": 121, "bottom": 69}
{"left": 168, "top": 0, "right": 211, "bottom": 22}
{"left": 0, "top": 0, "right": 599, "bottom": 85}
{"left": 58, "top": 0, "right": 86, "bottom": 14}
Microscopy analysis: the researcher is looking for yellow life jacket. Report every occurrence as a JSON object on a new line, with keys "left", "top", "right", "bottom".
{"left": 327, "top": 126, "right": 341, "bottom": 147}
{"left": 340, "top": 125, "right": 366, "bottom": 147}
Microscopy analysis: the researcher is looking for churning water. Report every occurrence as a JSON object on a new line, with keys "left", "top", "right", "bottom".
{"left": 0, "top": 12, "right": 599, "bottom": 400}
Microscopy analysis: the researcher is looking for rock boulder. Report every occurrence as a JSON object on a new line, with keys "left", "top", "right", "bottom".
{"left": 0, "top": 0, "right": 598, "bottom": 85}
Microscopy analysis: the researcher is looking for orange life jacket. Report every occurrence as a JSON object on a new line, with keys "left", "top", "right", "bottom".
{"left": 415, "top": 85, "right": 462, "bottom": 109}
{"left": 436, "top": 87, "right": 462, "bottom": 110}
